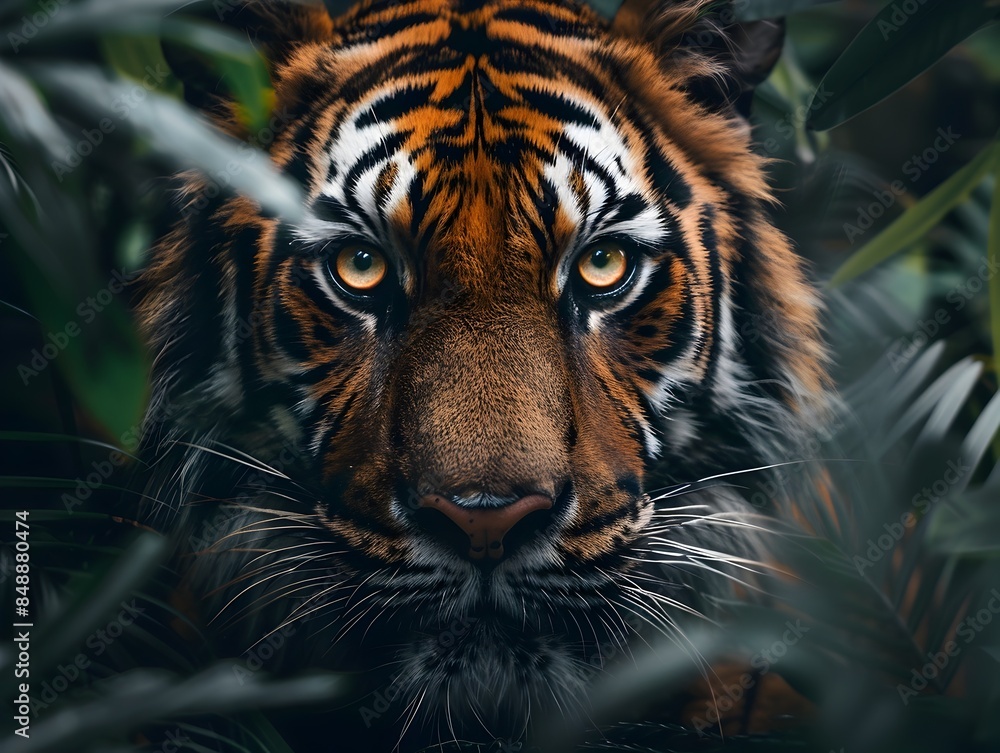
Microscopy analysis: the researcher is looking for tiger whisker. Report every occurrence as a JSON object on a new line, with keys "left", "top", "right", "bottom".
{"left": 630, "top": 551, "right": 772, "bottom": 595}
{"left": 614, "top": 592, "right": 713, "bottom": 682}
{"left": 396, "top": 685, "right": 429, "bottom": 751}
{"left": 644, "top": 459, "right": 825, "bottom": 501}
{"left": 641, "top": 539, "right": 774, "bottom": 570}
{"left": 206, "top": 552, "right": 334, "bottom": 598}
{"left": 169, "top": 439, "right": 293, "bottom": 481}
{"left": 210, "top": 558, "right": 339, "bottom": 623}
{"left": 616, "top": 573, "right": 713, "bottom": 624}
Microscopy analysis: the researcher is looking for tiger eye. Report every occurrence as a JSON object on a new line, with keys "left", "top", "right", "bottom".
{"left": 577, "top": 244, "right": 629, "bottom": 289}
{"left": 334, "top": 246, "right": 387, "bottom": 291}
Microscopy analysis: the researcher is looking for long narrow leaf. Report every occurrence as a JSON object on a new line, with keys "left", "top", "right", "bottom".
{"left": 830, "top": 144, "right": 999, "bottom": 286}
{"left": 990, "top": 162, "right": 1000, "bottom": 364}
{"left": 808, "top": 0, "right": 1000, "bottom": 130}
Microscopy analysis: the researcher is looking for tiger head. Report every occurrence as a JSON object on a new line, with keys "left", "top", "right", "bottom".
{"left": 140, "top": 0, "right": 828, "bottom": 742}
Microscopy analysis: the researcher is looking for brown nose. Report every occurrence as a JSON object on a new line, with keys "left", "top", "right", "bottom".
{"left": 417, "top": 494, "right": 554, "bottom": 560}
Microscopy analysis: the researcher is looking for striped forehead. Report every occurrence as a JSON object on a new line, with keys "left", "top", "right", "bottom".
{"left": 299, "top": 81, "right": 666, "bottom": 261}
{"left": 313, "top": 90, "right": 419, "bottom": 238}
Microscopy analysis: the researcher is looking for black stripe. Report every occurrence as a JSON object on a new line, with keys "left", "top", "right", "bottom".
{"left": 343, "top": 130, "right": 408, "bottom": 194}
{"left": 699, "top": 205, "right": 724, "bottom": 389}
{"left": 493, "top": 7, "right": 587, "bottom": 37}
{"left": 645, "top": 140, "right": 693, "bottom": 210}
{"left": 353, "top": 83, "right": 437, "bottom": 129}
{"left": 516, "top": 86, "right": 595, "bottom": 129}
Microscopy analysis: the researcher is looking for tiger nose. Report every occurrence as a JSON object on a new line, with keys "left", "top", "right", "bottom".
{"left": 417, "top": 493, "right": 554, "bottom": 560}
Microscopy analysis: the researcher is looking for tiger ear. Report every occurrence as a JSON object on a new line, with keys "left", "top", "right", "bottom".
{"left": 613, "top": 0, "right": 785, "bottom": 117}
{"left": 225, "top": 0, "right": 337, "bottom": 63}
{"left": 162, "top": 0, "right": 335, "bottom": 114}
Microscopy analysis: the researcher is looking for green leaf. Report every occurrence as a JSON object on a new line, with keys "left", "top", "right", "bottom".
{"left": 830, "top": 143, "right": 1000, "bottom": 287}
{"left": 990, "top": 162, "right": 1000, "bottom": 365}
{"left": 955, "top": 388, "right": 1000, "bottom": 494}
{"left": 8, "top": 245, "right": 150, "bottom": 442}
{"left": 927, "top": 487, "right": 1000, "bottom": 557}
{"left": 881, "top": 357, "right": 982, "bottom": 453}
{"left": 0, "top": 61, "right": 71, "bottom": 162}
{"left": 808, "top": 0, "right": 1000, "bottom": 130}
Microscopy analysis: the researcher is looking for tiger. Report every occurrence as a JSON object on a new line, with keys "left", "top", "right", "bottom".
{"left": 137, "top": 0, "right": 830, "bottom": 747}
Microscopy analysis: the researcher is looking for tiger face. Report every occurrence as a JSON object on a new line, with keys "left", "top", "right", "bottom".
{"left": 140, "top": 0, "right": 828, "bottom": 743}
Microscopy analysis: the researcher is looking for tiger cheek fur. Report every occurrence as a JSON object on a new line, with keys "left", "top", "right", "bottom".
{"left": 139, "top": 0, "right": 829, "bottom": 744}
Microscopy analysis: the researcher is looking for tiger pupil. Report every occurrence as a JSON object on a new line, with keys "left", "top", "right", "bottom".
{"left": 591, "top": 249, "right": 611, "bottom": 268}
{"left": 353, "top": 250, "right": 373, "bottom": 271}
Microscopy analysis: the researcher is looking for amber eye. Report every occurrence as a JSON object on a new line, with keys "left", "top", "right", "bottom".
{"left": 333, "top": 245, "right": 387, "bottom": 292}
{"left": 577, "top": 243, "right": 630, "bottom": 290}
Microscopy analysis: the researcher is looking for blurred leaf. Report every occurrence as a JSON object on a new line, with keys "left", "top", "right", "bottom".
{"left": 28, "top": 62, "right": 304, "bottom": 220}
{"left": 99, "top": 32, "right": 181, "bottom": 100}
{"left": 0, "top": 60, "right": 71, "bottom": 161}
{"left": 911, "top": 358, "right": 983, "bottom": 452}
{"left": 807, "top": 0, "right": 1000, "bottom": 130}
{"left": 0, "top": 430, "right": 141, "bottom": 459}
{"left": 0, "top": 0, "right": 208, "bottom": 49}
{"left": 1, "top": 665, "right": 348, "bottom": 753}
{"left": 224, "top": 714, "right": 299, "bottom": 753}
{"left": 956, "top": 388, "right": 1000, "bottom": 493}
{"left": 927, "top": 487, "right": 1000, "bottom": 556}
{"left": 9, "top": 247, "right": 149, "bottom": 441}
{"left": 881, "top": 357, "right": 982, "bottom": 453}
{"left": 0, "top": 475, "right": 135, "bottom": 491}
{"left": 534, "top": 625, "right": 733, "bottom": 753}
{"left": 0, "top": 532, "right": 168, "bottom": 696}
{"left": 990, "top": 162, "right": 1000, "bottom": 364}
{"left": 830, "top": 143, "right": 1000, "bottom": 286}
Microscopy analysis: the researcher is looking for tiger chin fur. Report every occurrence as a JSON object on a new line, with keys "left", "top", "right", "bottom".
{"left": 138, "top": 0, "right": 830, "bottom": 746}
